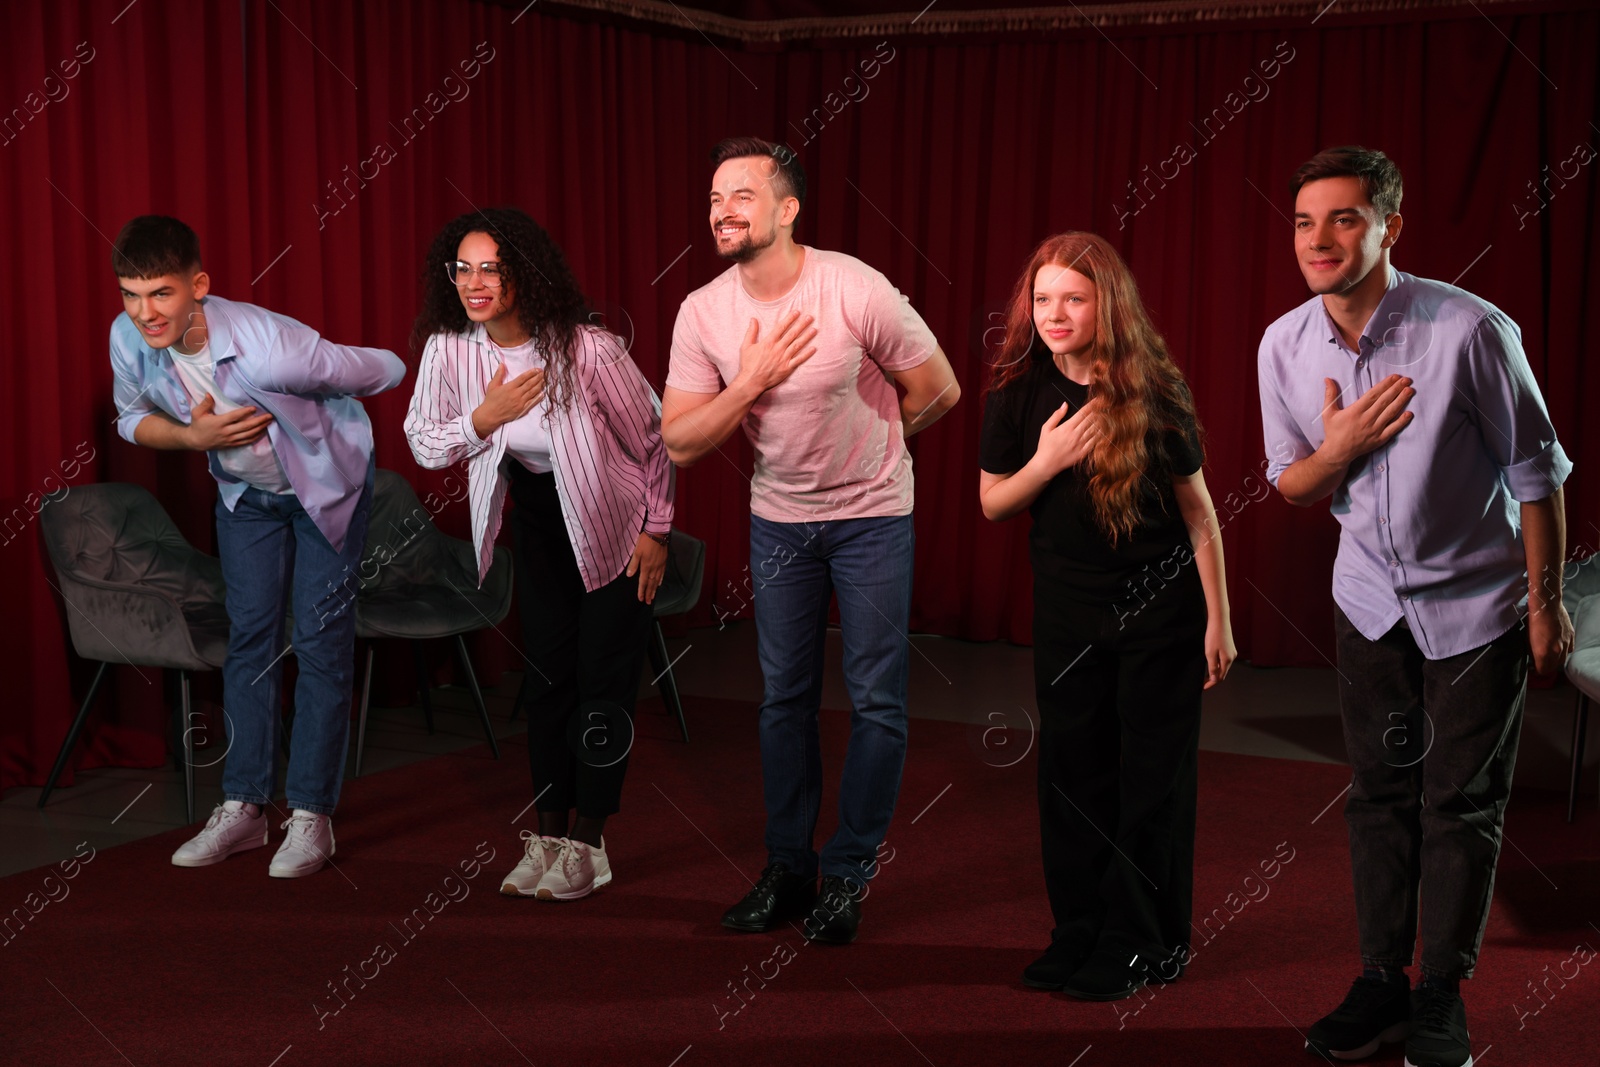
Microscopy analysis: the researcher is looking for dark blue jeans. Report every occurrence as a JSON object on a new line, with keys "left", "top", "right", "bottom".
{"left": 1335, "top": 607, "right": 1528, "bottom": 980}
{"left": 749, "top": 514, "right": 914, "bottom": 883}
{"left": 215, "top": 469, "right": 373, "bottom": 815}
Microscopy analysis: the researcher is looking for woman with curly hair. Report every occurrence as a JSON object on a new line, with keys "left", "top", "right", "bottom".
{"left": 978, "top": 232, "right": 1235, "bottom": 1000}
{"left": 405, "top": 207, "right": 674, "bottom": 902}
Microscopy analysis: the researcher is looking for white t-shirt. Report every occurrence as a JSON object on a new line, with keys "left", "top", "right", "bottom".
{"left": 168, "top": 343, "right": 293, "bottom": 494}
{"left": 495, "top": 338, "right": 552, "bottom": 474}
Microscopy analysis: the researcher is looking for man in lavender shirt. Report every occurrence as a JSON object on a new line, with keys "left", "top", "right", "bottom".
{"left": 110, "top": 216, "right": 405, "bottom": 879}
{"left": 1257, "top": 147, "right": 1572, "bottom": 1067}
{"left": 663, "top": 137, "right": 959, "bottom": 944}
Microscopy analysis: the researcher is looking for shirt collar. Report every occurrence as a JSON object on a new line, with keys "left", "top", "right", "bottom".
{"left": 1320, "top": 267, "right": 1407, "bottom": 353}
{"left": 198, "top": 296, "right": 237, "bottom": 365}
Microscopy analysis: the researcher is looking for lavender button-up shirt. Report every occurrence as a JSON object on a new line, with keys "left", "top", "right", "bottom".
{"left": 1258, "top": 269, "right": 1570, "bottom": 660}
{"left": 111, "top": 295, "right": 406, "bottom": 552}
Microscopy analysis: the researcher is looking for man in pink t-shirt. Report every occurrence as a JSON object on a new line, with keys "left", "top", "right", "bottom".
{"left": 664, "top": 136, "right": 959, "bottom": 945}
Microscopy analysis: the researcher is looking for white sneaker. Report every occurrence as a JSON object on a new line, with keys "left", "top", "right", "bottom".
{"left": 171, "top": 802, "right": 269, "bottom": 867}
{"left": 535, "top": 837, "right": 612, "bottom": 901}
{"left": 268, "top": 811, "right": 335, "bottom": 878}
{"left": 501, "top": 831, "right": 563, "bottom": 897}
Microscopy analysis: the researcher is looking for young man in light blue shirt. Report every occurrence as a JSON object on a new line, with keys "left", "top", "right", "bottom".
{"left": 1256, "top": 148, "right": 1572, "bottom": 1067}
{"left": 109, "top": 215, "right": 405, "bottom": 878}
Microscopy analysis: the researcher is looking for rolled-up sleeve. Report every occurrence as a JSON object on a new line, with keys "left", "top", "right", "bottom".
{"left": 1466, "top": 310, "right": 1571, "bottom": 502}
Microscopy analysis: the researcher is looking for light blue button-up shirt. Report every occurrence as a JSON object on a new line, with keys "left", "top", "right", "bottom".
{"left": 1258, "top": 269, "right": 1571, "bottom": 660}
{"left": 110, "top": 295, "right": 406, "bottom": 552}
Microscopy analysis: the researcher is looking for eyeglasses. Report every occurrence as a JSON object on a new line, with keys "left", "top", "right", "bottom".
{"left": 446, "top": 260, "right": 505, "bottom": 288}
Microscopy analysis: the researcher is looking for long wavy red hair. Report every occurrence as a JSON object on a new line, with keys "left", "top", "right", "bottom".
{"left": 988, "top": 232, "right": 1201, "bottom": 542}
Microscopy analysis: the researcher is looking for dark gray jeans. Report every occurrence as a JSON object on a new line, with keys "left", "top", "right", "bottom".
{"left": 1335, "top": 607, "right": 1528, "bottom": 980}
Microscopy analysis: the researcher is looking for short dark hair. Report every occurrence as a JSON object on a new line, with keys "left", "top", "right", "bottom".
{"left": 710, "top": 136, "right": 806, "bottom": 210}
{"left": 112, "top": 215, "right": 202, "bottom": 279}
{"left": 1291, "top": 146, "right": 1403, "bottom": 218}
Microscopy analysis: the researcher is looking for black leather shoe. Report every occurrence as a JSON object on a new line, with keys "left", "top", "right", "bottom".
{"left": 1060, "top": 946, "right": 1149, "bottom": 1001}
{"left": 721, "top": 864, "right": 816, "bottom": 932}
{"left": 1022, "top": 938, "right": 1093, "bottom": 990}
{"left": 801, "top": 875, "right": 862, "bottom": 945}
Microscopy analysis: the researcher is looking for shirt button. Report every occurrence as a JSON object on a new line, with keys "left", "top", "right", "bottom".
{"left": 1378, "top": 517, "right": 1388, "bottom": 525}
{"left": 1376, "top": 464, "right": 1386, "bottom": 473}
{"left": 1400, "top": 594, "right": 1410, "bottom": 601}
{"left": 1390, "top": 559, "right": 1400, "bottom": 567}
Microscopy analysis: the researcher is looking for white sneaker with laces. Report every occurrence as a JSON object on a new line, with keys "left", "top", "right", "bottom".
{"left": 171, "top": 801, "right": 269, "bottom": 867}
{"left": 501, "top": 831, "right": 563, "bottom": 897}
{"left": 535, "top": 837, "right": 612, "bottom": 901}
{"left": 268, "top": 810, "right": 335, "bottom": 878}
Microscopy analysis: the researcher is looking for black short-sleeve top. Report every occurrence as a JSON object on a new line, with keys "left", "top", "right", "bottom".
{"left": 979, "top": 357, "right": 1204, "bottom": 604}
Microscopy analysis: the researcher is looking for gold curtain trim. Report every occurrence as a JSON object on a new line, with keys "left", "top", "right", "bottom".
{"left": 530, "top": 0, "right": 1530, "bottom": 43}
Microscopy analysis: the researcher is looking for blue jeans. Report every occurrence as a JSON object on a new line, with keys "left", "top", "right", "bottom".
{"left": 749, "top": 513, "right": 914, "bottom": 883}
{"left": 214, "top": 467, "right": 373, "bottom": 815}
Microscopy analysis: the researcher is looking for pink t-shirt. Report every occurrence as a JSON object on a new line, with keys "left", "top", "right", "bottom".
{"left": 667, "top": 247, "right": 937, "bottom": 523}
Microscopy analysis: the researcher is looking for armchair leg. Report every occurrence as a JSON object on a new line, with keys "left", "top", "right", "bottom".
{"left": 38, "top": 661, "right": 111, "bottom": 808}
{"left": 1569, "top": 692, "right": 1590, "bottom": 824}
{"left": 167, "top": 671, "right": 186, "bottom": 772}
{"left": 453, "top": 634, "right": 499, "bottom": 759}
{"left": 650, "top": 621, "right": 689, "bottom": 743}
{"left": 353, "top": 646, "right": 375, "bottom": 779}
{"left": 411, "top": 643, "right": 436, "bottom": 735}
{"left": 178, "top": 671, "right": 196, "bottom": 825}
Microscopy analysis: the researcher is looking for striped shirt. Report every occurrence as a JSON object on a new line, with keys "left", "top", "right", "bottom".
{"left": 404, "top": 324, "right": 675, "bottom": 592}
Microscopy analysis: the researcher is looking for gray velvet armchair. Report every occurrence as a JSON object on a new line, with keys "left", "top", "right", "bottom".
{"left": 37, "top": 483, "right": 228, "bottom": 823}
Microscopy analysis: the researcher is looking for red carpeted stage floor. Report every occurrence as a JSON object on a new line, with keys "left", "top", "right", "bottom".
{"left": 2, "top": 698, "right": 1596, "bottom": 1066}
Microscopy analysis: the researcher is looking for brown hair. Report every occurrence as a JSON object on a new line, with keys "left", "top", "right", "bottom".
{"left": 710, "top": 135, "right": 807, "bottom": 210}
{"left": 111, "top": 215, "right": 201, "bottom": 279}
{"left": 1291, "top": 145, "right": 1403, "bottom": 217}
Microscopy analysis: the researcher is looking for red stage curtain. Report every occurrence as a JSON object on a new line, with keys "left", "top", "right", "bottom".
{"left": 1, "top": 0, "right": 254, "bottom": 792}
{"left": 2, "top": 0, "right": 1595, "bottom": 791}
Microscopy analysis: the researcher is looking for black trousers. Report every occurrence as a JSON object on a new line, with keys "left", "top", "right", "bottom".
{"left": 508, "top": 462, "right": 652, "bottom": 819}
{"left": 1033, "top": 566, "right": 1206, "bottom": 966}
{"left": 1334, "top": 607, "right": 1528, "bottom": 979}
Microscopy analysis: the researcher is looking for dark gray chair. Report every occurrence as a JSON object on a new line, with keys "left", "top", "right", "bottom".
{"left": 1563, "top": 554, "right": 1600, "bottom": 822}
{"left": 509, "top": 527, "right": 704, "bottom": 743}
{"left": 648, "top": 529, "right": 706, "bottom": 743}
{"left": 349, "top": 470, "right": 512, "bottom": 777}
{"left": 36, "top": 483, "right": 228, "bottom": 823}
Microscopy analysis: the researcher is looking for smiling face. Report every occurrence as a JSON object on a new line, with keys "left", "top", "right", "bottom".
{"left": 708, "top": 155, "right": 794, "bottom": 263}
{"left": 454, "top": 230, "right": 517, "bottom": 330}
{"left": 1032, "top": 263, "right": 1098, "bottom": 367}
{"left": 1293, "top": 175, "right": 1400, "bottom": 297}
{"left": 119, "top": 270, "right": 209, "bottom": 352}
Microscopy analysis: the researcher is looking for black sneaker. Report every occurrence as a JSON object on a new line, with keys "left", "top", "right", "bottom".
{"left": 1060, "top": 945, "right": 1148, "bottom": 1002}
{"left": 1404, "top": 987, "right": 1472, "bottom": 1067}
{"left": 801, "top": 875, "right": 862, "bottom": 944}
{"left": 1022, "top": 938, "right": 1092, "bottom": 990}
{"left": 1305, "top": 975, "right": 1411, "bottom": 1059}
{"left": 721, "top": 864, "right": 816, "bottom": 932}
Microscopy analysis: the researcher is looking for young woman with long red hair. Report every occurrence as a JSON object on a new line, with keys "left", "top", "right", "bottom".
{"left": 979, "top": 232, "right": 1235, "bottom": 1001}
